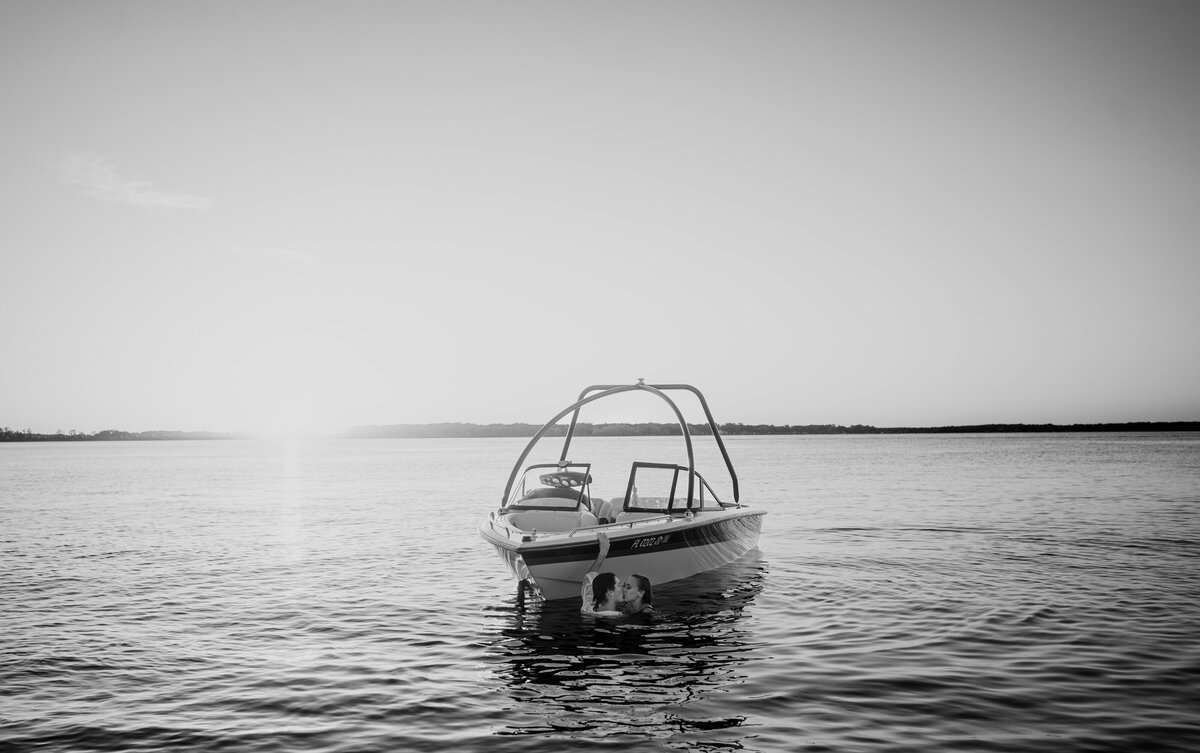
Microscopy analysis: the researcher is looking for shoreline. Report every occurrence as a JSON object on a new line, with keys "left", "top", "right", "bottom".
{"left": 3, "top": 421, "right": 1198, "bottom": 442}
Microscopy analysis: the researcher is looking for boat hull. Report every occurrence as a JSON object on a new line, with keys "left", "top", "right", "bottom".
{"left": 479, "top": 508, "right": 765, "bottom": 600}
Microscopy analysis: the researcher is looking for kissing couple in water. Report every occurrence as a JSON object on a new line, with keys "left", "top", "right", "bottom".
{"left": 580, "top": 532, "right": 654, "bottom": 616}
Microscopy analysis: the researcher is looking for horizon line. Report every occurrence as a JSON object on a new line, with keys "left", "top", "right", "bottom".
{"left": 3, "top": 419, "right": 1199, "bottom": 442}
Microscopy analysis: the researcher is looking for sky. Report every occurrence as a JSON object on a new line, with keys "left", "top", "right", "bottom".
{"left": 2, "top": 1, "right": 1198, "bottom": 436}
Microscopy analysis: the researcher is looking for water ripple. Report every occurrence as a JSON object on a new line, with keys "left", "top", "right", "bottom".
{"left": 4, "top": 436, "right": 1200, "bottom": 752}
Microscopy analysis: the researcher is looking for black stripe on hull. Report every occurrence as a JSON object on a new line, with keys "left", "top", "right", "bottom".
{"left": 519, "top": 512, "right": 763, "bottom": 568}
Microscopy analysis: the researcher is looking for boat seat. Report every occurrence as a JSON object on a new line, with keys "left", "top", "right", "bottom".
{"left": 592, "top": 497, "right": 619, "bottom": 524}
{"left": 519, "top": 487, "right": 590, "bottom": 509}
{"left": 503, "top": 509, "right": 599, "bottom": 533}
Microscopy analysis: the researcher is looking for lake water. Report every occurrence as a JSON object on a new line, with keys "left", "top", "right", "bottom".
{"left": 2, "top": 433, "right": 1198, "bottom": 752}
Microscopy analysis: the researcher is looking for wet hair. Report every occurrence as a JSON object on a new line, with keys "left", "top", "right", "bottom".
{"left": 630, "top": 574, "right": 653, "bottom": 607}
{"left": 592, "top": 572, "right": 618, "bottom": 610}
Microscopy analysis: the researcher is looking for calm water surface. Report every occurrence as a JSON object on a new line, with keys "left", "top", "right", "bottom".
{"left": 2, "top": 434, "right": 1198, "bottom": 752}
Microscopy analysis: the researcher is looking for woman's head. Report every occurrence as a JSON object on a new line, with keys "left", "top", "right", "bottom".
{"left": 624, "top": 574, "right": 653, "bottom": 606}
{"left": 592, "top": 572, "right": 618, "bottom": 609}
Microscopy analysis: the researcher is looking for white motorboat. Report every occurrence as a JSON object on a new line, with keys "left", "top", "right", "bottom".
{"left": 479, "top": 381, "right": 765, "bottom": 601}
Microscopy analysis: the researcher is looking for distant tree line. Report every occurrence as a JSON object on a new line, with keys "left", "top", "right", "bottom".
{"left": 345, "top": 420, "right": 1200, "bottom": 439}
{"left": 4, "top": 421, "right": 1197, "bottom": 442}
{"left": 0, "top": 427, "right": 247, "bottom": 442}
{"left": 720, "top": 421, "right": 1200, "bottom": 435}
{"left": 343, "top": 422, "right": 718, "bottom": 438}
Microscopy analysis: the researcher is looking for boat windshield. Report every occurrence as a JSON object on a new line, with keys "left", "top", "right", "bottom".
{"left": 506, "top": 463, "right": 593, "bottom": 511}
{"left": 623, "top": 462, "right": 722, "bottom": 513}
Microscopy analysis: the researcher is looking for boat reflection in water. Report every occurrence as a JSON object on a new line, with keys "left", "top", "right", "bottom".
{"left": 479, "top": 552, "right": 769, "bottom": 745}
